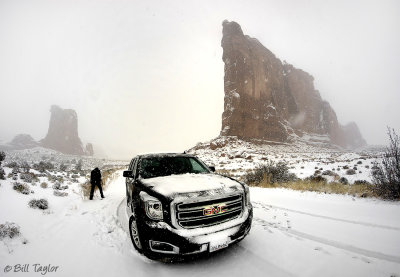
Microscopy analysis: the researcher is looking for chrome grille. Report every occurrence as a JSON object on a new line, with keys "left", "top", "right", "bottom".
{"left": 175, "top": 194, "right": 243, "bottom": 229}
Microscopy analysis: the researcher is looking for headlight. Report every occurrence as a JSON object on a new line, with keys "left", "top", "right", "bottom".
{"left": 140, "top": 191, "right": 163, "bottom": 220}
{"left": 244, "top": 185, "right": 250, "bottom": 206}
{"left": 145, "top": 200, "right": 163, "bottom": 220}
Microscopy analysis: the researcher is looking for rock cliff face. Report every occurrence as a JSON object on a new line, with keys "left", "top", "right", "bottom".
{"left": 41, "top": 105, "right": 86, "bottom": 155}
{"left": 221, "top": 20, "right": 366, "bottom": 149}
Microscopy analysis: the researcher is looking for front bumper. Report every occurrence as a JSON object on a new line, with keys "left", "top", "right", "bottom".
{"left": 139, "top": 205, "right": 253, "bottom": 255}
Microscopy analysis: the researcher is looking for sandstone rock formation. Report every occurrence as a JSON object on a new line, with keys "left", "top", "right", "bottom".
{"left": 9, "top": 134, "right": 39, "bottom": 149}
{"left": 221, "top": 20, "right": 366, "bottom": 149}
{"left": 85, "top": 143, "right": 94, "bottom": 156}
{"left": 41, "top": 105, "right": 86, "bottom": 155}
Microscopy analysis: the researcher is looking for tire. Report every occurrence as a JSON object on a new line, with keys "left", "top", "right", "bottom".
{"left": 129, "top": 215, "right": 143, "bottom": 253}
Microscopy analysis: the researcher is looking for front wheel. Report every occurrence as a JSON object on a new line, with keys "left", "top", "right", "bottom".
{"left": 129, "top": 216, "right": 143, "bottom": 253}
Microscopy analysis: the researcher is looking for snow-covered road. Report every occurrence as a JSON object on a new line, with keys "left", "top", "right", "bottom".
{"left": 1, "top": 170, "right": 400, "bottom": 276}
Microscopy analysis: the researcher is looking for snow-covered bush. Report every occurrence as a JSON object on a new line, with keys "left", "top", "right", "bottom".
{"left": 372, "top": 128, "right": 400, "bottom": 200}
{"left": 354, "top": 180, "right": 370, "bottom": 185}
{"left": 40, "top": 182, "right": 48, "bottom": 189}
{"left": 33, "top": 161, "right": 54, "bottom": 172}
{"left": 13, "top": 182, "right": 31, "bottom": 194}
{"left": 0, "top": 167, "right": 5, "bottom": 180}
{"left": 243, "top": 160, "right": 298, "bottom": 185}
{"left": 53, "top": 190, "right": 68, "bottom": 197}
{"left": 0, "top": 151, "right": 5, "bottom": 180}
{"left": 20, "top": 161, "right": 30, "bottom": 173}
{"left": 304, "top": 175, "right": 327, "bottom": 183}
{"left": 5, "top": 161, "right": 18, "bottom": 168}
{"left": 339, "top": 177, "right": 349, "bottom": 185}
{"left": 0, "top": 151, "right": 5, "bottom": 166}
{"left": 0, "top": 222, "right": 20, "bottom": 239}
{"left": 59, "top": 163, "right": 67, "bottom": 171}
{"left": 20, "top": 172, "right": 38, "bottom": 183}
{"left": 28, "top": 199, "right": 48, "bottom": 210}
{"left": 346, "top": 169, "right": 356, "bottom": 175}
{"left": 322, "top": 170, "right": 336, "bottom": 176}
{"left": 75, "top": 159, "right": 83, "bottom": 171}
{"left": 52, "top": 182, "right": 68, "bottom": 190}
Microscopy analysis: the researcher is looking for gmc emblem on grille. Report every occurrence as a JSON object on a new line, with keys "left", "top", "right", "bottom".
{"left": 203, "top": 204, "right": 227, "bottom": 216}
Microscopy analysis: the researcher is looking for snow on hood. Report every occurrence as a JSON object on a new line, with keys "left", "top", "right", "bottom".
{"left": 140, "top": 173, "right": 243, "bottom": 198}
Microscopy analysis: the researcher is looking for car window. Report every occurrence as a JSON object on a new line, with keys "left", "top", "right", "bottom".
{"left": 139, "top": 156, "right": 209, "bottom": 179}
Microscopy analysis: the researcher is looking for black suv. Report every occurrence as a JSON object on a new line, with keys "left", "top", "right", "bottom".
{"left": 123, "top": 153, "right": 253, "bottom": 259}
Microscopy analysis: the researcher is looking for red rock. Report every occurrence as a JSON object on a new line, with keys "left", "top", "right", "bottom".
{"left": 220, "top": 21, "right": 366, "bottom": 149}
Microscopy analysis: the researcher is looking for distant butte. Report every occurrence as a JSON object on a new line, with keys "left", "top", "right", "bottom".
{"left": 40, "top": 105, "right": 93, "bottom": 155}
{"left": 220, "top": 20, "right": 366, "bottom": 149}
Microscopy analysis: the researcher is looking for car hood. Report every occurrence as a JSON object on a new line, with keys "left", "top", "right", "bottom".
{"left": 140, "top": 173, "right": 243, "bottom": 199}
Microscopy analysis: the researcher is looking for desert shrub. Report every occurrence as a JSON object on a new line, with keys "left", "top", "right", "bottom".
{"left": 0, "top": 152, "right": 5, "bottom": 180}
{"left": 305, "top": 175, "right": 327, "bottom": 183}
{"left": 339, "top": 177, "right": 349, "bottom": 185}
{"left": 34, "top": 161, "right": 54, "bottom": 172}
{"left": 371, "top": 164, "right": 379, "bottom": 170}
{"left": 13, "top": 182, "right": 31, "bottom": 195}
{"left": 52, "top": 182, "right": 68, "bottom": 190}
{"left": 75, "top": 159, "right": 83, "bottom": 171}
{"left": 354, "top": 180, "right": 370, "bottom": 185}
{"left": 346, "top": 169, "right": 356, "bottom": 175}
{"left": 0, "top": 222, "right": 20, "bottom": 239}
{"left": 5, "top": 161, "right": 18, "bottom": 168}
{"left": 322, "top": 170, "right": 336, "bottom": 176}
{"left": 372, "top": 128, "right": 400, "bottom": 200}
{"left": 0, "top": 151, "right": 5, "bottom": 166}
{"left": 20, "top": 172, "right": 38, "bottom": 183}
{"left": 40, "top": 182, "right": 48, "bottom": 189}
{"left": 28, "top": 199, "right": 48, "bottom": 210}
{"left": 59, "top": 163, "right": 67, "bottom": 171}
{"left": 0, "top": 167, "right": 5, "bottom": 180}
{"left": 12, "top": 167, "right": 19, "bottom": 174}
{"left": 243, "top": 160, "right": 298, "bottom": 185}
{"left": 343, "top": 165, "right": 349, "bottom": 169}
{"left": 20, "top": 161, "right": 30, "bottom": 173}
{"left": 53, "top": 190, "right": 68, "bottom": 197}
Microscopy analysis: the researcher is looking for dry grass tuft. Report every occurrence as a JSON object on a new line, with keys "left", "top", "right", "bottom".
{"left": 249, "top": 179, "right": 377, "bottom": 198}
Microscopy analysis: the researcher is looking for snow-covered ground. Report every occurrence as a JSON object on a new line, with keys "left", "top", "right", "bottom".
{"left": 1, "top": 168, "right": 399, "bottom": 276}
{"left": 189, "top": 136, "right": 385, "bottom": 184}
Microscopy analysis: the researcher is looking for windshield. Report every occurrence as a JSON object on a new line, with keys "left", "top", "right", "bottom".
{"left": 139, "top": 156, "right": 210, "bottom": 179}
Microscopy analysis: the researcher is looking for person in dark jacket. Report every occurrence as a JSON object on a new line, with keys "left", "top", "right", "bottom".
{"left": 90, "top": 167, "right": 104, "bottom": 200}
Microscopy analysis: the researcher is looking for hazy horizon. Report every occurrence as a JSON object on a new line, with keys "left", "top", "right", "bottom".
{"left": 1, "top": 0, "right": 399, "bottom": 159}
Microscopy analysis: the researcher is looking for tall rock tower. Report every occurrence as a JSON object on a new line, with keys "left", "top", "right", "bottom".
{"left": 41, "top": 105, "right": 85, "bottom": 155}
{"left": 220, "top": 20, "right": 366, "bottom": 149}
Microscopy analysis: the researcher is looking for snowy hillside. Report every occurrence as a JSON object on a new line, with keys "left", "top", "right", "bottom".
{"left": 188, "top": 136, "right": 384, "bottom": 184}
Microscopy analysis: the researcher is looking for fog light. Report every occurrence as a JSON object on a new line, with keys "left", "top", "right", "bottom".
{"left": 149, "top": 240, "right": 179, "bottom": 254}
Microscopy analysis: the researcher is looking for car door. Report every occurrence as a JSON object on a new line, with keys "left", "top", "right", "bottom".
{"left": 126, "top": 157, "right": 138, "bottom": 204}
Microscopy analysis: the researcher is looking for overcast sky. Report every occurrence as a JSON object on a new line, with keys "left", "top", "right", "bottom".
{"left": 0, "top": 0, "right": 399, "bottom": 159}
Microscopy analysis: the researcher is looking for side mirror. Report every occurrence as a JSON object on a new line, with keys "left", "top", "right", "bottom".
{"left": 123, "top": 170, "right": 133, "bottom": 178}
{"left": 209, "top": 166, "right": 216, "bottom": 172}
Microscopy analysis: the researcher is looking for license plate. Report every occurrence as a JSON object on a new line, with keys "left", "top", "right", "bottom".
{"left": 209, "top": 239, "right": 230, "bottom": 252}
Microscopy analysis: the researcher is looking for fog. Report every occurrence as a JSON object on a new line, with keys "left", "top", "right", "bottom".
{"left": 0, "top": 0, "right": 399, "bottom": 159}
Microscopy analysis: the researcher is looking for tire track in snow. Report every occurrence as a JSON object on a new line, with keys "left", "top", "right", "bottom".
{"left": 253, "top": 201, "right": 400, "bottom": 231}
{"left": 286, "top": 228, "right": 400, "bottom": 264}
{"left": 253, "top": 213, "right": 400, "bottom": 264}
